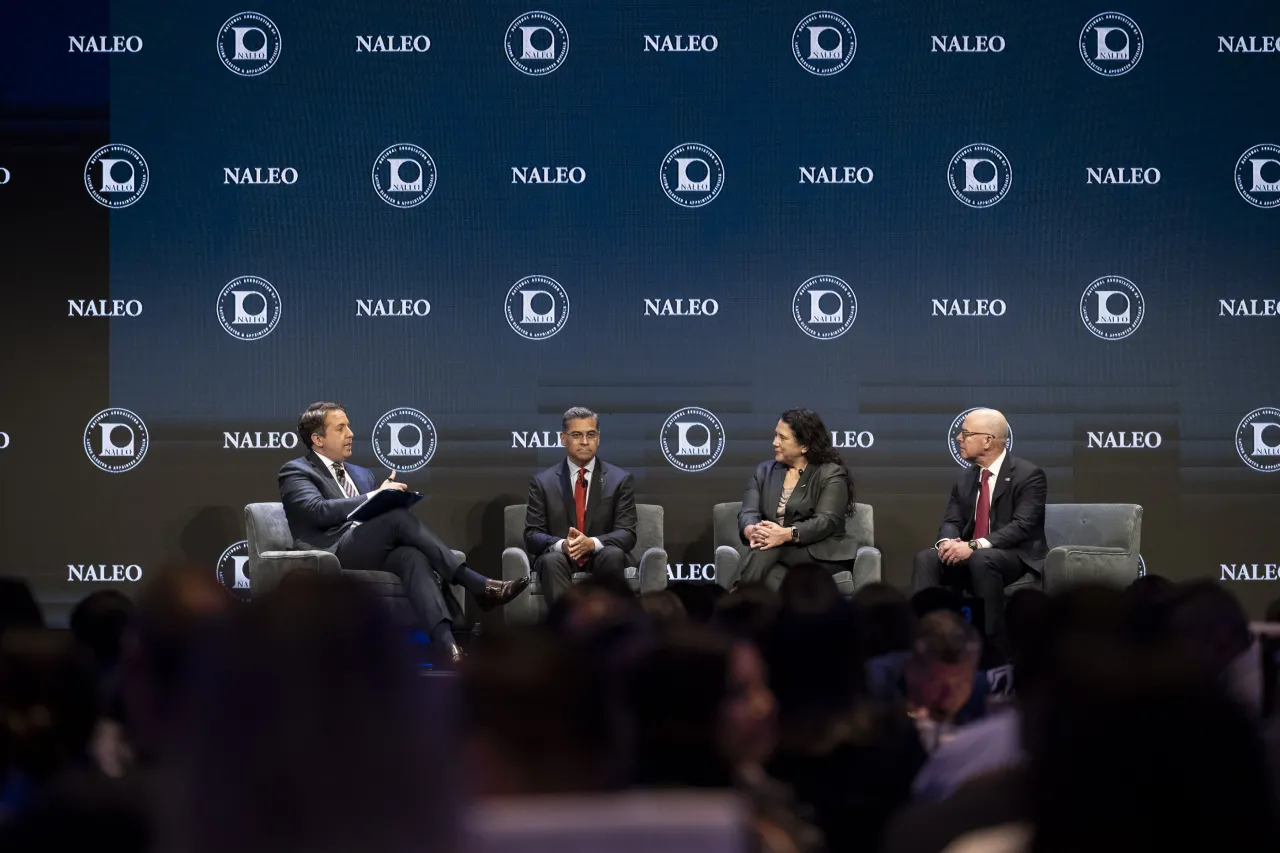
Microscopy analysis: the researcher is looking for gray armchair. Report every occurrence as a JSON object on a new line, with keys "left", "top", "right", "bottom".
{"left": 1005, "top": 503, "right": 1143, "bottom": 595}
{"left": 244, "top": 502, "right": 465, "bottom": 620}
{"left": 501, "top": 503, "right": 669, "bottom": 623}
{"left": 712, "top": 501, "right": 881, "bottom": 595}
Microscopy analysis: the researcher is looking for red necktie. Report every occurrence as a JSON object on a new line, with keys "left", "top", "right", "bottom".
{"left": 574, "top": 468, "right": 588, "bottom": 566}
{"left": 974, "top": 468, "right": 991, "bottom": 540}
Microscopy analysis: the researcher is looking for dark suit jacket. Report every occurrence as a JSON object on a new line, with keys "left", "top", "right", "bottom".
{"left": 524, "top": 458, "right": 638, "bottom": 561}
{"left": 738, "top": 460, "right": 856, "bottom": 562}
{"left": 938, "top": 453, "right": 1048, "bottom": 571}
{"left": 278, "top": 451, "right": 377, "bottom": 551}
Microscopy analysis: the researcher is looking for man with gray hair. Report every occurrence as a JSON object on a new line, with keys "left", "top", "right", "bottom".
{"left": 912, "top": 408, "right": 1047, "bottom": 645}
{"left": 524, "top": 407, "right": 638, "bottom": 604}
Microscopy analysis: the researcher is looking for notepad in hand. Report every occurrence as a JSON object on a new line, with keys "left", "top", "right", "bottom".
{"left": 346, "top": 489, "right": 424, "bottom": 522}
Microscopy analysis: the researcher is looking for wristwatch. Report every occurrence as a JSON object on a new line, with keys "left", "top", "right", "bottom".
{"left": 967, "top": 539, "right": 981, "bottom": 550}
{"left": 791, "top": 527, "right": 799, "bottom": 542}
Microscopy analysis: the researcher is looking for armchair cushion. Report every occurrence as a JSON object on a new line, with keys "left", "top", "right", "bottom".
{"left": 1008, "top": 503, "right": 1143, "bottom": 594}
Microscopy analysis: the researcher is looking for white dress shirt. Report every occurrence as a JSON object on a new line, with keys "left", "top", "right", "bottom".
{"left": 936, "top": 449, "right": 1006, "bottom": 550}
{"left": 555, "top": 457, "right": 604, "bottom": 555}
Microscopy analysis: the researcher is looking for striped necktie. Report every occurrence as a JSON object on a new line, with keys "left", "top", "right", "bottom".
{"left": 333, "top": 461, "right": 358, "bottom": 498}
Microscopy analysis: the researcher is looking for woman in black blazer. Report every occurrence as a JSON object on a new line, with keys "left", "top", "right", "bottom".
{"left": 738, "top": 408, "right": 856, "bottom": 588}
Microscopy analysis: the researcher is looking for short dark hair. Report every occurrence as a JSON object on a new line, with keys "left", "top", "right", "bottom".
{"left": 910, "top": 610, "right": 981, "bottom": 665}
{"left": 561, "top": 407, "right": 598, "bottom": 431}
{"left": 298, "top": 401, "right": 345, "bottom": 450}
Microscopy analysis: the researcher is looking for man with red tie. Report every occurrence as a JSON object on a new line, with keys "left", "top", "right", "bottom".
{"left": 912, "top": 408, "right": 1047, "bottom": 643}
{"left": 524, "top": 407, "right": 638, "bottom": 605}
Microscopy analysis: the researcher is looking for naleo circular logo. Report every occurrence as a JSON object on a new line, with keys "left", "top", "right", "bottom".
{"left": 372, "top": 144, "right": 437, "bottom": 208}
{"left": 505, "top": 275, "right": 570, "bottom": 340}
{"left": 217, "top": 276, "right": 282, "bottom": 340}
{"left": 373, "top": 408, "right": 438, "bottom": 473}
{"left": 660, "top": 407, "right": 726, "bottom": 472}
{"left": 84, "top": 408, "right": 150, "bottom": 473}
{"left": 84, "top": 144, "right": 149, "bottom": 208}
{"left": 218, "top": 12, "right": 282, "bottom": 76}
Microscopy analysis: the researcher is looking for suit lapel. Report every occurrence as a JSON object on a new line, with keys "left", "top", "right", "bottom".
{"left": 559, "top": 460, "right": 580, "bottom": 533}
{"left": 763, "top": 463, "right": 786, "bottom": 523}
{"left": 960, "top": 465, "right": 981, "bottom": 533}
{"left": 307, "top": 452, "right": 343, "bottom": 499}
{"left": 584, "top": 461, "right": 606, "bottom": 536}
{"left": 991, "top": 455, "right": 1014, "bottom": 506}
{"left": 782, "top": 464, "right": 814, "bottom": 523}
{"left": 350, "top": 464, "right": 373, "bottom": 496}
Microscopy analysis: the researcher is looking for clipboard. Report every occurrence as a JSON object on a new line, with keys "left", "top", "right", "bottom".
{"left": 346, "top": 489, "right": 424, "bottom": 522}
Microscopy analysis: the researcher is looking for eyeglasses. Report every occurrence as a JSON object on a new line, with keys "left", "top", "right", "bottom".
{"left": 956, "top": 430, "right": 994, "bottom": 440}
{"left": 564, "top": 431, "right": 600, "bottom": 442}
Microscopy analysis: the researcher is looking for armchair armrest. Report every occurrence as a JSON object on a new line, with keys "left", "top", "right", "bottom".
{"left": 448, "top": 550, "right": 467, "bottom": 615}
{"left": 714, "top": 545, "right": 743, "bottom": 590}
{"left": 501, "top": 546, "right": 536, "bottom": 624}
{"left": 251, "top": 550, "right": 341, "bottom": 599}
{"left": 1043, "top": 545, "right": 1137, "bottom": 594}
{"left": 850, "top": 545, "right": 882, "bottom": 591}
{"left": 638, "top": 547, "right": 669, "bottom": 593}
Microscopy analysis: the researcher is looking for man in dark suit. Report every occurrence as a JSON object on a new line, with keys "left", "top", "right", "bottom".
{"left": 524, "top": 407, "right": 637, "bottom": 605}
{"left": 912, "top": 408, "right": 1047, "bottom": 642}
{"left": 278, "top": 401, "right": 529, "bottom": 660}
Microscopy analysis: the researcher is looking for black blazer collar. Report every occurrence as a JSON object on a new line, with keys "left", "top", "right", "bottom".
{"left": 766, "top": 461, "right": 812, "bottom": 523}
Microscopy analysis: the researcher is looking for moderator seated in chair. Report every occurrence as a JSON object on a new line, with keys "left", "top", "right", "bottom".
{"left": 245, "top": 501, "right": 466, "bottom": 625}
{"left": 273, "top": 402, "right": 528, "bottom": 659}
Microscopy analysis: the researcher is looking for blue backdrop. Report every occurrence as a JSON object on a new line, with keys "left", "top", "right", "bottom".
{"left": 2, "top": 1, "right": 1278, "bottom": 623}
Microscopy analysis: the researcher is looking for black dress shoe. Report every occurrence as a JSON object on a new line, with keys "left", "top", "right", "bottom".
{"left": 475, "top": 576, "right": 531, "bottom": 612}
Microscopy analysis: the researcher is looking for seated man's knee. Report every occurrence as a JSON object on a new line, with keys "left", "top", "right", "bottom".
{"left": 912, "top": 548, "right": 943, "bottom": 587}
{"left": 385, "top": 545, "right": 418, "bottom": 567}
{"left": 368, "top": 507, "right": 415, "bottom": 532}
{"left": 967, "top": 550, "right": 997, "bottom": 569}
{"left": 594, "top": 545, "right": 627, "bottom": 572}
{"left": 913, "top": 548, "right": 940, "bottom": 569}
{"left": 537, "top": 550, "right": 573, "bottom": 572}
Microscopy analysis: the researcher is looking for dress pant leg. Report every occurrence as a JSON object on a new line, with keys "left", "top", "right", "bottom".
{"left": 589, "top": 544, "right": 629, "bottom": 586}
{"left": 534, "top": 550, "right": 575, "bottom": 605}
{"left": 765, "top": 545, "right": 852, "bottom": 590}
{"left": 738, "top": 547, "right": 783, "bottom": 586}
{"left": 963, "top": 549, "right": 1027, "bottom": 638}
{"left": 382, "top": 546, "right": 452, "bottom": 640}
{"left": 335, "top": 508, "right": 465, "bottom": 583}
{"left": 767, "top": 544, "right": 812, "bottom": 590}
{"left": 912, "top": 548, "right": 947, "bottom": 593}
